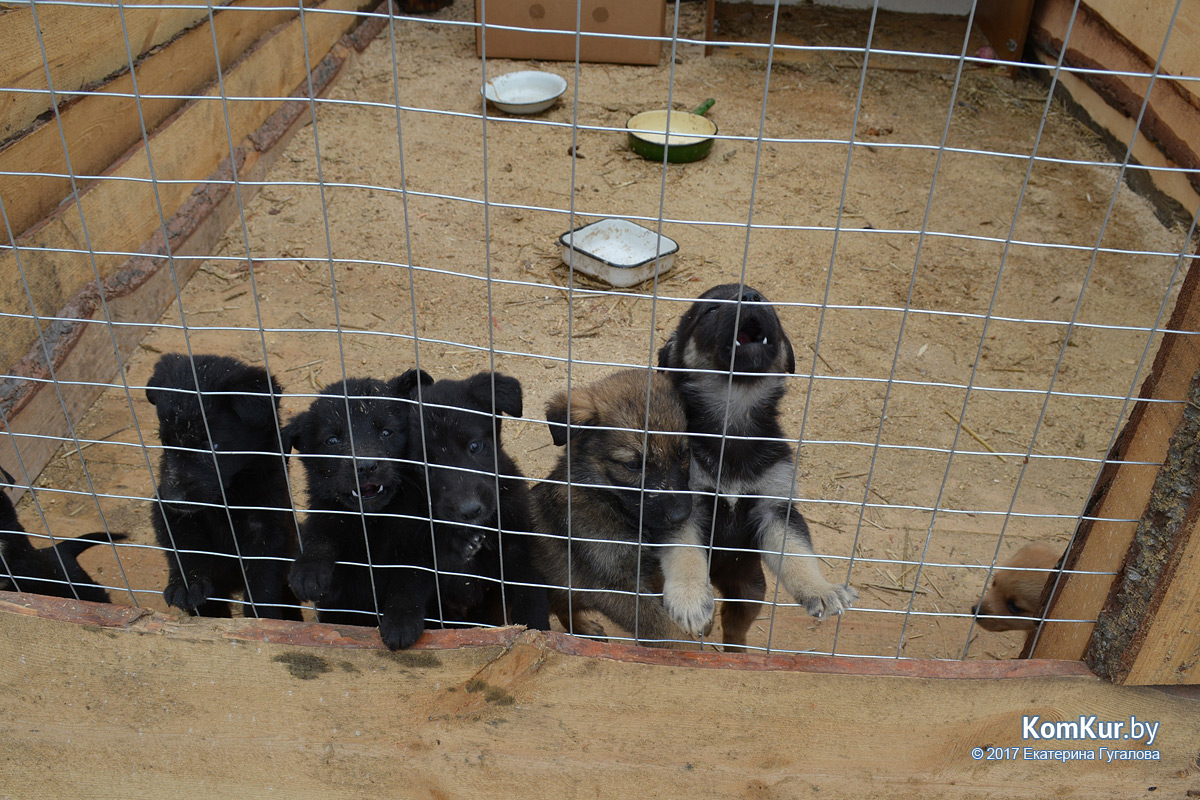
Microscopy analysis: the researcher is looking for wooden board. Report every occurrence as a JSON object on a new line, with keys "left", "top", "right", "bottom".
{"left": 0, "top": 0, "right": 299, "bottom": 245}
{"left": 1028, "top": 0, "right": 1200, "bottom": 225}
{"left": 974, "top": 0, "right": 1035, "bottom": 79}
{"left": 0, "top": 0, "right": 376, "bottom": 392}
{"left": 0, "top": 5, "right": 389, "bottom": 499}
{"left": 1085, "top": 0, "right": 1200, "bottom": 105}
{"left": 1029, "top": 243, "right": 1200, "bottom": 667}
{"left": 0, "top": 0, "right": 216, "bottom": 142}
{"left": 1084, "top": 366, "right": 1200, "bottom": 684}
{"left": 2, "top": 593, "right": 1197, "bottom": 799}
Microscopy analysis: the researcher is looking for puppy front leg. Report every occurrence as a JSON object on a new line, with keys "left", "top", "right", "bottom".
{"left": 757, "top": 503, "right": 856, "bottom": 619}
{"left": 378, "top": 570, "right": 434, "bottom": 651}
{"left": 156, "top": 511, "right": 221, "bottom": 613}
{"left": 289, "top": 515, "right": 343, "bottom": 602}
{"left": 658, "top": 513, "right": 715, "bottom": 637}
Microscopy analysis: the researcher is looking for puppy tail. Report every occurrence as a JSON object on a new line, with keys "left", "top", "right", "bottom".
{"left": 51, "top": 531, "right": 128, "bottom": 561}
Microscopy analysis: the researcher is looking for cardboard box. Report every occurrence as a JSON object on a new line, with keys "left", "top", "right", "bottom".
{"left": 475, "top": 0, "right": 665, "bottom": 66}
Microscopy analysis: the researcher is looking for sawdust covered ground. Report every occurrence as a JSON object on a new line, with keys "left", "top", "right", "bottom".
{"left": 22, "top": 0, "right": 1192, "bottom": 661}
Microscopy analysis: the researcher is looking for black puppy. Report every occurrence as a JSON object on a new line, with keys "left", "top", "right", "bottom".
{"left": 0, "top": 467, "right": 124, "bottom": 603}
{"left": 658, "top": 284, "right": 857, "bottom": 650}
{"left": 146, "top": 353, "right": 300, "bottom": 619}
{"left": 405, "top": 372, "right": 549, "bottom": 640}
{"left": 286, "top": 371, "right": 432, "bottom": 649}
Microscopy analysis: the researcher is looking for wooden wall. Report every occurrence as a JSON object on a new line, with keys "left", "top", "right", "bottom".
{"left": 1027, "top": 0, "right": 1200, "bottom": 225}
{"left": 0, "top": 0, "right": 384, "bottom": 491}
{"left": 1022, "top": 1, "right": 1200, "bottom": 683}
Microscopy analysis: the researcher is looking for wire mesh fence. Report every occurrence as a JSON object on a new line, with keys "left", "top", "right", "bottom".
{"left": 2, "top": 0, "right": 1198, "bottom": 661}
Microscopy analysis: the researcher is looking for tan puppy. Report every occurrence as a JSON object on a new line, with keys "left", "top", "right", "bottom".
{"left": 973, "top": 542, "right": 1061, "bottom": 631}
{"left": 532, "top": 370, "right": 714, "bottom": 647}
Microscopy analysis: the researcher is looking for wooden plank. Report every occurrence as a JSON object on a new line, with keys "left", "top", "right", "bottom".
{"left": 1029, "top": 242, "right": 1200, "bottom": 663}
{"left": 1085, "top": 0, "right": 1200, "bottom": 105}
{"left": 0, "top": 6, "right": 388, "bottom": 499}
{"left": 1031, "top": 50, "right": 1200, "bottom": 225}
{"left": 2, "top": 594, "right": 1198, "bottom": 799}
{"left": 1028, "top": 0, "right": 1200, "bottom": 226}
{"left": 0, "top": 0, "right": 216, "bottom": 142}
{"left": 1084, "top": 366, "right": 1200, "bottom": 685}
{"left": 0, "top": 0, "right": 298, "bottom": 246}
{"left": 974, "top": 0, "right": 1035, "bottom": 79}
{"left": 0, "top": 0, "right": 374, "bottom": 389}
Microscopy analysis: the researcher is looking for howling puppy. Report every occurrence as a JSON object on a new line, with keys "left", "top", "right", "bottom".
{"left": 147, "top": 353, "right": 300, "bottom": 619}
{"left": 1, "top": 466, "right": 123, "bottom": 603}
{"left": 658, "top": 283, "right": 857, "bottom": 650}
{"left": 531, "top": 369, "right": 714, "bottom": 647}
{"left": 973, "top": 542, "right": 1060, "bottom": 632}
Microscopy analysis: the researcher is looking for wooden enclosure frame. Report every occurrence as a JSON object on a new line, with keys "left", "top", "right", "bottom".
{"left": 0, "top": 0, "right": 385, "bottom": 496}
{"left": 3, "top": 591, "right": 1198, "bottom": 798}
{"left": 2, "top": 5, "right": 1200, "bottom": 793}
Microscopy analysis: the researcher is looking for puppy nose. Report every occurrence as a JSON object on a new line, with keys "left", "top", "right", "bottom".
{"left": 455, "top": 498, "right": 483, "bottom": 521}
{"left": 356, "top": 459, "right": 379, "bottom": 475}
{"left": 741, "top": 288, "right": 763, "bottom": 303}
{"left": 663, "top": 496, "right": 691, "bottom": 526}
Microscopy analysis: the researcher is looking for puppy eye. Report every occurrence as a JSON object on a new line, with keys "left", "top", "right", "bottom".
{"left": 325, "top": 435, "right": 341, "bottom": 446}
{"left": 380, "top": 428, "right": 393, "bottom": 438}
{"left": 210, "top": 442, "right": 221, "bottom": 451}
{"left": 1006, "top": 600, "right": 1025, "bottom": 616}
{"left": 622, "top": 458, "right": 642, "bottom": 472}
{"left": 468, "top": 440, "right": 483, "bottom": 454}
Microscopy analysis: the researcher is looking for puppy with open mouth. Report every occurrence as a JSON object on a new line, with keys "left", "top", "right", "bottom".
{"left": 658, "top": 283, "right": 857, "bottom": 650}
{"left": 285, "top": 371, "right": 432, "bottom": 648}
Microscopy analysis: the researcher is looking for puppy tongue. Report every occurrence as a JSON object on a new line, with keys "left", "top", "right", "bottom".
{"left": 355, "top": 483, "right": 383, "bottom": 498}
{"left": 736, "top": 331, "right": 752, "bottom": 345}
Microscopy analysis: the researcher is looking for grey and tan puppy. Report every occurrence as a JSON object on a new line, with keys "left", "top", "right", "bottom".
{"left": 658, "top": 283, "right": 856, "bottom": 650}
{"left": 532, "top": 370, "right": 714, "bottom": 647}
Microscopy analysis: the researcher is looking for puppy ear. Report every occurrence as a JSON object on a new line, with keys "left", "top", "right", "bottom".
{"left": 145, "top": 352, "right": 185, "bottom": 406}
{"left": 544, "top": 388, "right": 597, "bottom": 446}
{"left": 389, "top": 368, "right": 433, "bottom": 398}
{"left": 231, "top": 388, "right": 279, "bottom": 432}
{"left": 280, "top": 417, "right": 302, "bottom": 454}
{"left": 782, "top": 332, "right": 796, "bottom": 375}
{"left": 0, "top": 466, "right": 15, "bottom": 487}
{"left": 467, "top": 372, "right": 522, "bottom": 418}
{"left": 656, "top": 333, "right": 677, "bottom": 371}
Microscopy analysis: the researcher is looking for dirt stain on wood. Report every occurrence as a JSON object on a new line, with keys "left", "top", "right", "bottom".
{"left": 464, "top": 678, "right": 515, "bottom": 706}
{"left": 273, "top": 652, "right": 331, "bottom": 680}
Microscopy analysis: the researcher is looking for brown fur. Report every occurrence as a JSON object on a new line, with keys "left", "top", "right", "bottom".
{"left": 531, "top": 370, "right": 714, "bottom": 648}
{"left": 973, "top": 542, "right": 1061, "bottom": 632}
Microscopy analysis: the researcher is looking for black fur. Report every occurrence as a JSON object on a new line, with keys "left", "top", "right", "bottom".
{"left": 146, "top": 353, "right": 300, "bottom": 619}
{"left": 658, "top": 284, "right": 854, "bottom": 649}
{"left": 0, "top": 466, "right": 123, "bottom": 603}
{"left": 404, "top": 372, "right": 549, "bottom": 640}
{"left": 285, "top": 371, "right": 431, "bottom": 650}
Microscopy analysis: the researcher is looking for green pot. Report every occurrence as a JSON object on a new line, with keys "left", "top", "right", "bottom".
{"left": 626, "top": 98, "right": 717, "bottom": 163}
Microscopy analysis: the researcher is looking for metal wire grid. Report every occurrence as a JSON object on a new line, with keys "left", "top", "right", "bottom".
{"left": 0, "top": 0, "right": 1197, "bottom": 659}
